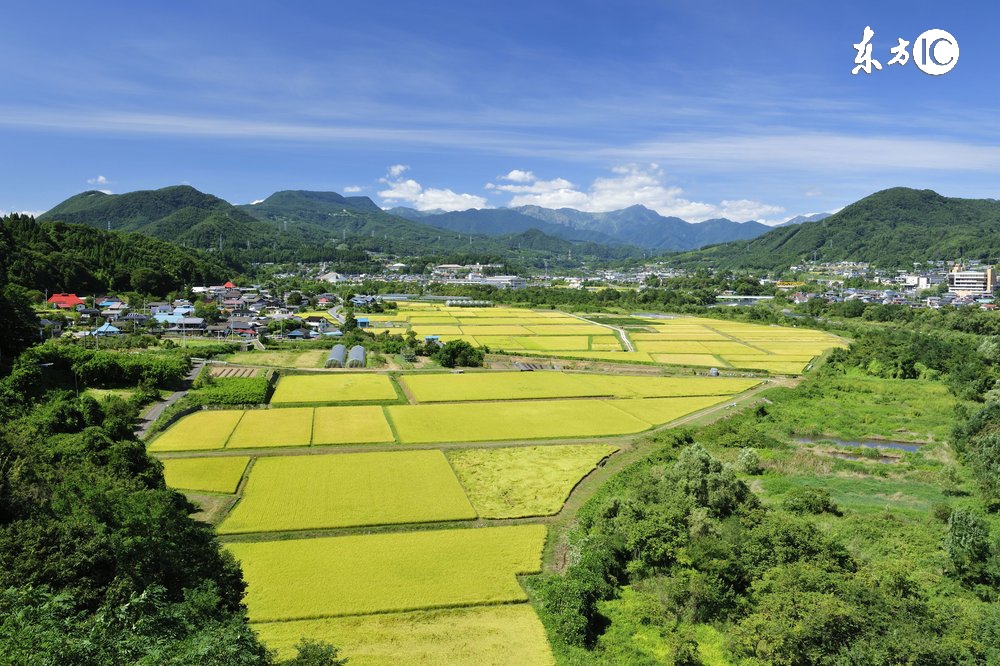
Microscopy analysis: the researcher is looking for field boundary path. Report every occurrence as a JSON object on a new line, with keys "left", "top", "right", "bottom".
{"left": 564, "top": 311, "right": 635, "bottom": 351}
{"left": 134, "top": 360, "right": 203, "bottom": 438}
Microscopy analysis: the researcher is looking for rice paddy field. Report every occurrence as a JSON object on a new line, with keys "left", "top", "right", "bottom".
{"left": 270, "top": 373, "right": 398, "bottom": 404}
{"left": 161, "top": 456, "right": 250, "bottom": 493}
{"left": 144, "top": 317, "right": 822, "bottom": 663}
{"left": 148, "top": 409, "right": 244, "bottom": 452}
{"left": 218, "top": 450, "right": 476, "bottom": 534}
{"left": 447, "top": 444, "right": 618, "bottom": 518}
{"left": 226, "top": 525, "right": 546, "bottom": 621}
{"left": 401, "top": 371, "right": 759, "bottom": 403}
{"left": 387, "top": 399, "right": 652, "bottom": 443}
{"left": 224, "top": 350, "right": 328, "bottom": 368}
{"left": 252, "top": 605, "right": 555, "bottom": 665}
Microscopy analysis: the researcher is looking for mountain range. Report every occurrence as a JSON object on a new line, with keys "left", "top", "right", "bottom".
{"left": 389, "top": 204, "right": 784, "bottom": 250}
{"left": 671, "top": 188, "right": 1000, "bottom": 270}
{"left": 37, "top": 187, "right": 646, "bottom": 267}
{"left": 37, "top": 186, "right": 795, "bottom": 265}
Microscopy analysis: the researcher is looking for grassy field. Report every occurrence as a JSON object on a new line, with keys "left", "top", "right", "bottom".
{"left": 227, "top": 407, "right": 314, "bottom": 448}
{"left": 401, "top": 372, "right": 758, "bottom": 403}
{"left": 388, "top": 400, "right": 652, "bottom": 443}
{"left": 252, "top": 605, "right": 555, "bottom": 665}
{"left": 162, "top": 456, "right": 250, "bottom": 494}
{"left": 227, "top": 525, "right": 547, "bottom": 621}
{"left": 448, "top": 444, "right": 618, "bottom": 518}
{"left": 148, "top": 410, "right": 243, "bottom": 452}
{"left": 312, "top": 406, "right": 395, "bottom": 444}
{"left": 766, "top": 372, "right": 958, "bottom": 442}
{"left": 218, "top": 450, "right": 475, "bottom": 534}
{"left": 225, "top": 350, "right": 327, "bottom": 368}
{"left": 271, "top": 374, "right": 398, "bottom": 404}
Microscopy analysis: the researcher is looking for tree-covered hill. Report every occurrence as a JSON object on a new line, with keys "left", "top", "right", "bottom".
{"left": 1, "top": 214, "right": 230, "bottom": 294}
{"left": 672, "top": 187, "right": 1000, "bottom": 270}
{"left": 39, "top": 186, "right": 649, "bottom": 268}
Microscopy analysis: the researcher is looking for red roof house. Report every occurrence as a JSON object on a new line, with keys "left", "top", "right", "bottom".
{"left": 48, "top": 293, "right": 85, "bottom": 309}
{"left": 223, "top": 280, "right": 236, "bottom": 289}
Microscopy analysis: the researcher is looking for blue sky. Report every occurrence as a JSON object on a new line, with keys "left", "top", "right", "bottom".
{"left": 3, "top": 1, "right": 998, "bottom": 223}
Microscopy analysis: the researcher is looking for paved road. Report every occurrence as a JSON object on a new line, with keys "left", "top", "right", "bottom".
{"left": 134, "top": 361, "right": 203, "bottom": 439}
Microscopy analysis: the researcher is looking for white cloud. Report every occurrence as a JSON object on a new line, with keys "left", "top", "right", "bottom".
{"left": 97, "top": 189, "right": 113, "bottom": 195}
{"left": 342, "top": 185, "right": 362, "bottom": 193}
{"left": 490, "top": 164, "right": 784, "bottom": 222}
{"left": 250, "top": 199, "right": 264, "bottom": 205}
{"left": 1, "top": 209, "right": 45, "bottom": 217}
{"left": 499, "top": 169, "right": 536, "bottom": 183}
{"left": 378, "top": 166, "right": 487, "bottom": 211}
{"left": 87, "top": 175, "right": 109, "bottom": 185}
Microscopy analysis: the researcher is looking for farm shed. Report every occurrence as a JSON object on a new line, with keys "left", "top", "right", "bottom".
{"left": 326, "top": 344, "right": 347, "bottom": 368}
{"left": 347, "top": 345, "right": 366, "bottom": 368}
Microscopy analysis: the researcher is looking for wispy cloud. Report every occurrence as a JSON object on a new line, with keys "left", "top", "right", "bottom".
{"left": 342, "top": 185, "right": 363, "bottom": 193}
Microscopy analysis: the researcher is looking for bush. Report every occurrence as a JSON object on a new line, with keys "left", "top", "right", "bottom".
{"left": 432, "top": 340, "right": 485, "bottom": 368}
{"left": 193, "top": 375, "right": 272, "bottom": 406}
{"left": 736, "top": 447, "right": 762, "bottom": 475}
{"left": 782, "top": 487, "right": 841, "bottom": 516}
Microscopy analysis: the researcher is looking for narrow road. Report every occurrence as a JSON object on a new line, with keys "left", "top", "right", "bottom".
{"left": 564, "top": 311, "right": 635, "bottom": 351}
{"left": 134, "top": 360, "right": 203, "bottom": 439}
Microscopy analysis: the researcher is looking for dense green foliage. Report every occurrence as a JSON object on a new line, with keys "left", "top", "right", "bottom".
{"left": 37, "top": 185, "right": 648, "bottom": 270}
{"left": 432, "top": 340, "right": 486, "bottom": 368}
{"left": 193, "top": 374, "right": 273, "bottom": 405}
{"left": 674, "top": 187, "right": 1000, "bottom": 269}
{"left": 2, "top": 213, "right": 229, "bottom": 293}
{"left": 532, "top": 323, "right": 1000, "bottom": 664}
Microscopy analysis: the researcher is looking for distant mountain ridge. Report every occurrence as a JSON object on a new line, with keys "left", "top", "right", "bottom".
{"left": 671, "top": 188, "right": 1000, "bottom": 270}
{"left": 390, "top": 203, "right": 778, "bottom": 250}
{"left": 38, "top": 186, "right": 647, "bottom": 267}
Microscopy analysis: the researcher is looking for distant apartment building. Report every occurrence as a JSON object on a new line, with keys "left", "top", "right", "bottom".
{"left": 948, "top": 265, "right": 996, "bottom": 297}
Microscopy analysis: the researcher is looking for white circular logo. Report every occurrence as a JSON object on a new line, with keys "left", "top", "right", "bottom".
{"left": 913, "top": 29, "right": 959, "bottom": 75}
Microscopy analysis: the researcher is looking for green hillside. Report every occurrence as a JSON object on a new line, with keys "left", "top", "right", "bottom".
{"left": 39, "top": 186, "right": 645, "bottom": 269}
{"left": 1, "top": 213, "right": 229, "bottom": 294}
{"left": 672, "top": 188, "right": 1000, "bottom": 270}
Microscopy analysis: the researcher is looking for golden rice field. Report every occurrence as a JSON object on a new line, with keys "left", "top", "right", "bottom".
{"left": 270, "top": 373, "right": 398, "bottom": 404}
{"left": 609, "top": 395, "right": 736, "bottom": 424}
{"left": 252, "top": 604, "right": 555, "bottom": 665}
{"left": 228, "top": 407, "right": 314, "bottom": 448}
{"left": 161, "top": 456, "right": 250, "bottom": 494}
{"left": 387, "top": 399, "right": 652, "bottom": 443}
{"left": 401, "top": 371, "right": 759, "bottom": 403}
{"left": 148, "top": 410, "right": 243, "bottom": 452}
{"left": 226, "top": 525, "right": 546, "bottom": 621}
{"left": 447, "top": 444, "right": 618, "bottom": 518}
{"left": 218, "top": 450, "right": 476, "bottom": 534}
{"left": 312, "top": 405, "right": 395, "bottom": 445}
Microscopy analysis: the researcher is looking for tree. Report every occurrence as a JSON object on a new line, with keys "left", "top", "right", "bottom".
{"left": 0, "top": 284, "right": 40, "bottom": 371}
{"left": 432, "top": 340, "right": 485, "bottom": 368}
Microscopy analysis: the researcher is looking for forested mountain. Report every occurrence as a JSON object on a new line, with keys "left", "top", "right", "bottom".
{"left": 1, "top": 214, "right": 229, "bottom": 294}
{"left": 390, "top": 206, "right": 623, "bottom": 244}
{"left": 393, "top": 203, "right": 776, "bottom": 250}
{"left": 671, "top": 188, "right": 1000, "bottom": 270}
{"left": 39, "top": 186, "right": 647, "bottom": 268}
